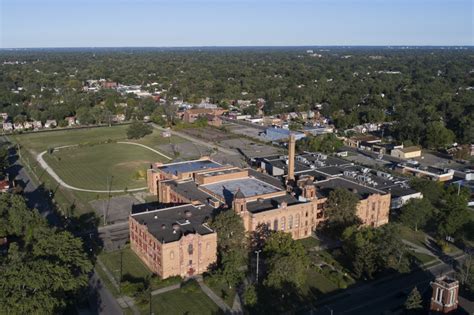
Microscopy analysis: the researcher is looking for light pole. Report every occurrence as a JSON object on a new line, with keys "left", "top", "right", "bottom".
{"left": 255, "top": 250, "right": 261, "bottom": 283}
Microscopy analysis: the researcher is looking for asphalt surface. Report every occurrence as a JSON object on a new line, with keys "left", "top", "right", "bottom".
{"left": 2, "top": 136, "right": 122, "bottom": 315}
{"left": 310, "top": 255, "right": 466, "bottom": 315}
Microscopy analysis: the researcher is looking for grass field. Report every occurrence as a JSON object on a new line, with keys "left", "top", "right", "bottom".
{"left": 10, "top": 125, "right": 185, "bottom": 215}
{"left": 148, "top": 280, "right": 222, "bottom": 315}
{"left": 42, "top": 142, "right": 165, "bottom": 190}
{"left": 98, "top": 247, "right": 152, "bottom": 283}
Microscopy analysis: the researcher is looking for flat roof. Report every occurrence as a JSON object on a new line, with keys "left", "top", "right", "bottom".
{"left": 158, "top": 160, "right": 221, "bottom": 175}
{"left": 246, "top": 194, "right": 300, "bottom": 214}
{"left": 202, "top": 177, "right": 282, "bottom": 203}
{"left": 315, "top": 177, "right": 386, "bottom": 199}
{"left": 131, "top": 204, "right": 215, "bottom": 243}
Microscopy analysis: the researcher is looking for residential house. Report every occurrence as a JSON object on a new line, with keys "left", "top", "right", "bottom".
{"left": 2, "top": 123, "right": 13, "bottom": 131}
{"left": 45, "top": 120, "right": 57, "bottom": 128}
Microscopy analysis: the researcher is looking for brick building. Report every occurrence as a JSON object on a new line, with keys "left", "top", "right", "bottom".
{"left": 182, "top": 108, "right": 227, "bottom": 124}
{"left": 136, "top": 134, "right": 391, "bottom": 279}
{"left": 430, "top": 276, "right": 459, "bottom": 313}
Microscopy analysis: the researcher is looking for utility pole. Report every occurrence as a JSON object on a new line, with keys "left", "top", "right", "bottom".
{"left": 255, "top": 250, "right": 261, "bottom": 283}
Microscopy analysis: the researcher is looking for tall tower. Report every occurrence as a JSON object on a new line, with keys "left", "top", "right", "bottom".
{"left": 287, "top": 133, "right": 296, "bottom": 183}
{"left": 430, "top": 276, "right": 459, "bottom": 313}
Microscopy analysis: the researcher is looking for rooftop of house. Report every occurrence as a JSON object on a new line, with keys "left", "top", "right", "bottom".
{"left": 131, "top": 204, "right": 215, "bottom": 243}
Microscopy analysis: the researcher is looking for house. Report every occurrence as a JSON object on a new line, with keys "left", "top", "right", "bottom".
{"left": 390, "top": 146, "right": 422, "bottom": 159}
{"left": 2, "top": 123, "right": 13, "bottom": 131}
{"left": 112, "top": 114, "right": 126, "bottom": 122}
{"left": 0, "top": 113, "right": 8, "bottom": 121}
{"left": 65, "top": 116, "right": 77, "bottom": 126}
{"left": 101, "top": 81, "right": 118, "bottom": 89}
{"left": 45, "top": 120, "right": 57, "bottom": 128}
{"left": 344, "top": 135, "right": 381, "bottom": 148}
{"left": 13, "top": 123, "right": 24, "bottom": 130}
{"left": 32, "top": 121, "right": 42, "bottom": 130}
{"left": 182, "top": 108, "right": 226, "bottom": 124}
{"left": 23, "top": 121, "right": 33, "bottom": 129}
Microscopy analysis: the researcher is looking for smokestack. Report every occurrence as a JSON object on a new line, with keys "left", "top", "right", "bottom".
{"left": 288, "top": 133, "right": 296, "bottom": 182}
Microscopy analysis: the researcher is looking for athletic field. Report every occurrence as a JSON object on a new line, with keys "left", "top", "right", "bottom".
{"left": 42, "top": 142, "right": 166, "bottom": 190}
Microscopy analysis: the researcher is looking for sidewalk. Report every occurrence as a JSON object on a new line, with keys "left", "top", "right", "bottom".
{"left": 195, "top": 276, "right": 233, "bottom": 313}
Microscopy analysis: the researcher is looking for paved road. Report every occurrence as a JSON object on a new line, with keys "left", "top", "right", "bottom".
{"left": 310, "top": 255, "right": 466, "bottom": 315}
{"left": 2, "top": 136, "right": 123, "bottom": 315}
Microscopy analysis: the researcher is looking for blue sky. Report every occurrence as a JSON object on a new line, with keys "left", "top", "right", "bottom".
{"left": 1, "top": 0, "right": 472, "bottom": 48}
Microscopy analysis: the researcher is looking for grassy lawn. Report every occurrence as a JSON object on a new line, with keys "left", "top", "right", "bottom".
{"left": 43, "top": 142, "right": 166, "bottom": 190}
{"left": 10, "top": 125, "right": 187, "bottom": 215}
{"left": 399, "top": 225, "right": 428, "bottom": 249}
{"left": 99, "top": 247, "right": 152, "bottom": 283}
{"left": 203, "top": 275, "right": 236, "bottom": 307}
{"left": 301, "top": 268, "right": 339, "bottom": 297}
{"left": 146, "top": 280, "right": 222, "bottom": 315}
{"left": 408, "top": 251, "right": 437, "bottom": 266}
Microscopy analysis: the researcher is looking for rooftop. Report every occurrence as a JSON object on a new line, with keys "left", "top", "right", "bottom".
{"left": 201, "top": 177, "right": 282, "bottom": 204}
{"left": 157, "top": 160, "right": 221, "bottom": 175}
{"left": 131, "top": 204, "right": 215, "bottom": 243}
{"left": 314, "top": 177, "right": 386, "bottom": 199}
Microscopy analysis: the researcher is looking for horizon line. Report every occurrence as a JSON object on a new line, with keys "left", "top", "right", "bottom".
{"left": 1, "top": 44, "right": 473, "bottom": 50}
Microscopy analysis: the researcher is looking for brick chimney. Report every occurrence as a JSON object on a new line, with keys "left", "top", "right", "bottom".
{"left": 287, "top": 133, "right": 296, "bottom": 183}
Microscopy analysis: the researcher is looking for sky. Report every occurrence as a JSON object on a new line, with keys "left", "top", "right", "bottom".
{"left": 1, "top": 0, "right": 473, "bottom": 48}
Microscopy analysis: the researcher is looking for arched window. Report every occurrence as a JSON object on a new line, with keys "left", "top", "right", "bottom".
{"left": 281, "top": 217, "right": 286, "bottom": 230}
{"left": 295, "top": 214, "right": 300, "bottom": 228}
{"left": 288, "top": 215, "right": 293, "bottom": 229}
{"left": 170, "top": 251, "right": 175, "bottom": 260}
{"left": 273, "top": 219, "right": 278, "bottom": 231}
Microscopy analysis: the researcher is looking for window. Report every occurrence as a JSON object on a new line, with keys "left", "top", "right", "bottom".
{"left": 273, "top": 219, "right": 278, "bottom": 230}
{"left": 305, "top": 211, "right": 308, "bottom": 217}
{"left": 206, "top": 242, "right": 210, "bottom": 251}
{"left": 295, "top": 214, "right": 300, "bottom": 228}
{"left": 240, "top": 205, "right": 244, "bottom": 212}
{"left": 281, "top": 217, "right": 286, "bottom": 230}
{"left": 170, "top": 251, "right": 175, "bottom": 260}
{"left": 189, "top": 260, "right": 193, "bottom": 266}
{"left": 188, "top": 244, "right": 193, "bottom": 255}
{"left": 288, "top": 215, "right": 293, "bottom": 229}
{"left": 436, "top": 288, "right": 443, "bottom": 303}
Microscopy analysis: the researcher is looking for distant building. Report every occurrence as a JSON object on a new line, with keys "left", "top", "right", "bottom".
{"left": 264, "top": 127, "right": 305, "bottom": 142}
{"left": 183, "top": 108, "right": 227, "bottom": 124}
{"left": 395, "top": 164, "right": 454, "bottom": 182}
{"left": 2, "top": 122, "right": 13, "bottom": 131}
{"left": 32, "top": 121, "right": 42, "bottom": 130}
{"left": 161, "top": 129, "right": 171, "bottom": 138}
{"left": 391, "top": 146, "right": 422, "bottom": 159}
{"left": 45, "top": 120, "right": 57, "bottom": 128}
{"left": 13, "top": 123, "right": 24, "bottom": 130}
{"left": 65, "top": 116, "right": 77, "bottom": 127}
{"left": 344, "top": 135, "right": 381, "bottom": 148}
{"left": 0, "top": 179, "right": 9, "bottom": 193}
{"left": 206, "top": 114, "right": 222, "bottom": 127}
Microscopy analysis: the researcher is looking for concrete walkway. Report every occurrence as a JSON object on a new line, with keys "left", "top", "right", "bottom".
{"left": 35, "top": 141, "right": 170, "bottom": 193}
{"left": 195, "top": 276, "right": 233, "bottom": 313}
{"left": 151, "top": 283, "right": 181, "bottom": 296}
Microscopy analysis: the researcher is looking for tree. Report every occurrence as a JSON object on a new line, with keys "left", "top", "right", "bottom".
{"left": 210, "top": 210, "right": 247, "bottom": 288}
{"left": 458, "top": 254, "right": 474, "bottom": 294}
{"left": 324, "top": 188, "right": 361, "bottom": 236}
{"left": 404, "top": 287, "right": 423, "bottom": 311}
{"left": 126, "top": 121, "right": 153, "bottom": 139}
{"left": 424, "top": 121, "right": 455, "bottom": 150}
{"left": 399, "top": 198, "right": 434, "bottom": 231}
{"left": 297, "top": 134, "right": 343, "bottom": 154}
{"left": 436, "top": 187, "right": 470, "bottom": 239}
{"left": 263, "top": 231, "right": 309, "bottom": 289}
{"left": 0, "top": 194, "right": 92, "bottom": 314}
{"left": 243, "top": 285, "right": 257, "bottom": 307}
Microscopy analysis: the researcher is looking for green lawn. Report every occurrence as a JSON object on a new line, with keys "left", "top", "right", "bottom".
{"left": 10, "top": 125, "right": 185, "bottom": 215}
{"left": 399, "top": 225, "right": 428, "bottom": 249}
{"left": 43, "top": 142, "right": 166, "bottom": 190}
{"left": 147, "top": 280, "right": 222, "bottom": 315}
{"left": 12, "top": 125, "right": 130, "bottom": 154}
{"left": 408, "top": 251, "right": 437, "bottom": 266}
{"left": 301, "top": 268, "right": 340, "bottom": 297}
{"left": 99, "top": 247, "right": 152, "bottom": 283}
{"left": 203, "top": 275, "right": 236, "bottom": 307}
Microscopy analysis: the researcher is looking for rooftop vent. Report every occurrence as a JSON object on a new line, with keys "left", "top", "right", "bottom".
{"left": 161, "top": 224, "right": 166, "bottom": 229}
{"left": 185, "top": 210, "right": 192, "bottom": 218}
{"left": 172, "top": 223, "right": 180, "bottom": 231}
{"left": 154, "top": 215, "right": 158, "bottom": 219}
